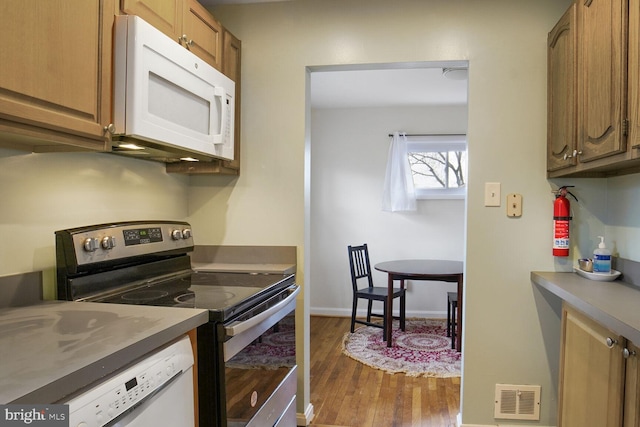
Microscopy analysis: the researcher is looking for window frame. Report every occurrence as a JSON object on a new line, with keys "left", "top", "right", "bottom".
{"left": 405, "top": 134, "right": 467, "bottom": 200}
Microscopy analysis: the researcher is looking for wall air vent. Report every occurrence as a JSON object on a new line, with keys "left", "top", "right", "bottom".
{"left": 494, "top": 384, "right": 541, "bottom": 420}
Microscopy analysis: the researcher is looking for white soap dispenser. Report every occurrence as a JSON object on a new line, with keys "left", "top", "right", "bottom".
{"left": 593, "top": 236, "right": 612, "bottom": 273}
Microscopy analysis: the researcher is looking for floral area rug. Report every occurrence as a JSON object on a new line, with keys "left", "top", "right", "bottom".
{"left": 227, "top": 314, "right": 296, "bottom": 369}
{"left": 342, "top": 318, "right": 461, "bottom": 377}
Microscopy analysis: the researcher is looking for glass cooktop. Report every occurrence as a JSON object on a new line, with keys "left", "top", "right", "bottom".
{"left": 91, "top": 271, "right": 295, "bottom": 322}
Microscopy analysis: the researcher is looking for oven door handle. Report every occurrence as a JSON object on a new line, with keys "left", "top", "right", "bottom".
{"left": 225, "top": 285, "right": 300, "bottom": 337}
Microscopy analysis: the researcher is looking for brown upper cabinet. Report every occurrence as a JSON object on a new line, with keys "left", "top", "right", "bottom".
{"left": 547, "top": 0, "right": 640, "bottom": 178}
{"left": 121, "top": 0, "right": 223, "bottom": 71}
{"left": 0, "top": 0, "right": 241, "bottom": 174}
{"left": 547, "top": 4, "right": 577, "bottom": 174}
{"left": 0, "top": 0, "right": 115, "bottom": 152}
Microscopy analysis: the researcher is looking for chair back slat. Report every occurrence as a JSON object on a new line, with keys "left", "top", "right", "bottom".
{"left": 348, "top": 244, "right": 374, "bottom": 290}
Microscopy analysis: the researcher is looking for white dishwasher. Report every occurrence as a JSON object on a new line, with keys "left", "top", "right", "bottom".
{"left": 65, "top": 335, "right": 195, "bottom": 427}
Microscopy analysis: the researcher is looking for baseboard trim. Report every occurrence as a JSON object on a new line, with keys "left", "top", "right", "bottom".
{"left": 296, "top": 403, "right": 314, "bottom": 426}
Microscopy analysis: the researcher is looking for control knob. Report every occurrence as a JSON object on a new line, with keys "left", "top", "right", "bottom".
{"left": 101, "top": 236, "right": 116, "bottom": 250}
{"left": 171, "top": 229, "right": 183, "bottom": 240}
{"left": 83, "top": 237, "right": 99, "bottom": 252}
{"left": 182, "top": 228, "right": 192, "bottom": 239}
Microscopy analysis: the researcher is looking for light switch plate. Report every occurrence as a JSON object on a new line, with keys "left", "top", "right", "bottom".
{"left": 507, "top": 193, "right": 523, "bottom": 217}
{"left": 485, "top": 182, "right": 501, "bottom": 207}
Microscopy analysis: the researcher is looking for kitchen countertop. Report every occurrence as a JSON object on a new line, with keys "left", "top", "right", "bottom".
{"left": 191, "top": 245, "right": 297, "bottom": 275}
{"left": 532, "top": 271, "right": 640, "bottom": 344}
{"left": 192, "top": 262, "right": 296, "bottom": 275}
{"left": 0, "top": 301, "right": 208, "bottom": 404}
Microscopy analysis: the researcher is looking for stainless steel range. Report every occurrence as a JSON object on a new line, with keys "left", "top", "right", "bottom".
{"left": 55, "top": 221, "right": 299, "bottom": 427}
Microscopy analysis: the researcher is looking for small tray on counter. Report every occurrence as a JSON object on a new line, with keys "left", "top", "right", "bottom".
{"left": 573, "top": 267, "right": 621, "bottom": 282}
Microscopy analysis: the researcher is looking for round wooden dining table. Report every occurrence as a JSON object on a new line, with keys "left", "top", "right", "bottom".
{"left": 374, "top": 259, "right": 464, "bottom": 349}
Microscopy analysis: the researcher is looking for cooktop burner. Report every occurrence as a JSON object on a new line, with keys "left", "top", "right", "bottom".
{"left": 121, "top": 289, "right": 170, "bottom": 302}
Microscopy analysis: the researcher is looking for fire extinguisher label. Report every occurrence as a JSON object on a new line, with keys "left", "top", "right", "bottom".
{"left": 553, "top": 220, "right": 570, "bottom": 249}
{"left": 553, "top": 238, "right": 569, "bottom": 249}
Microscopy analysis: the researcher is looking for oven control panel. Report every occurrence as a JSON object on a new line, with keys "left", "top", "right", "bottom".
{"left": 56, "top": 221, "right": 194, "bottom": 267}
{"left": 66, "top": 335, "right": 194, "bottom": 427}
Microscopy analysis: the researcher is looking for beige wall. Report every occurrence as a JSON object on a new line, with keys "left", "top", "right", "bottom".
{"left": 199, "top": 0, "right": 571, "bottom": 425}
{"left": 0, "top": 149, "right": 189, "bottom": 297}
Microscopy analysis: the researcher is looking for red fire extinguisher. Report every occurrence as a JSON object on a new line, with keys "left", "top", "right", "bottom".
{"left": 553, "top": 186, "right": 578, "bottom": 257}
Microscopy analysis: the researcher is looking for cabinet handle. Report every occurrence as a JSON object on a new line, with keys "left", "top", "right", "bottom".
{"left": 179, "top": 34, "right": 194, "bottom": 48}
{"left": 563, "top": 150, "right": 583, "bottom": 160}
{"left": 606, "top": 337, "right": 618, "bottom": 348}
{"left": 623, "top": 348, "right": 637, "bottom": 359}
{"left": 103, "top": 123, "right": 115, "bottom": 134}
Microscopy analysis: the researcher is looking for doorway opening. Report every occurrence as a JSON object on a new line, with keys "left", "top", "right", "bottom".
{"left": 304, "top": 61, "right": 469, "bottom": 424}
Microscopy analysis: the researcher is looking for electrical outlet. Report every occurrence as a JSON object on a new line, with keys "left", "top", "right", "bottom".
{"left": 485, "top": 182, "right": 501, "bottom": 207}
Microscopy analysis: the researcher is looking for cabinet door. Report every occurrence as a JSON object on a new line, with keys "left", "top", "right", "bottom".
{"left": 121, "top": 0, "right": 183, "bottom": 42}
{"left": 576, "top": 0, "right": 627, "bottom": 163}
{"left": 559, "top": 305, "right": 624, "bottom": 427}
{"left": 183, "top": 0, "right": 223, "bottom": 71}
{"left": 547, "top": 4, "right": 577, "bottom": 172}
{"left": 628, "top": 0, "right": 640, "bottom": 158}
{"left": 625, "top": 341, "right": 640, "bottom": 427}
{"left": 0, "top": 0, "right": 112, "bottom": 150}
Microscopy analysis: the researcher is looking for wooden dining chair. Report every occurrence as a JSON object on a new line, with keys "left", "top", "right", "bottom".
{"left": 347, "top": 244, "right": 406, "bottom": 340}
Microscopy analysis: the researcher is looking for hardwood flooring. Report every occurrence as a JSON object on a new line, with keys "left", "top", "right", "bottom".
{"left": 308, "top": 316, "right": 460, "bottom": 427}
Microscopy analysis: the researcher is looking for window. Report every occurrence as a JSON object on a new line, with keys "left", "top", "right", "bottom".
{"left": 406, "top": 134, "right": 467, "bottom": 199}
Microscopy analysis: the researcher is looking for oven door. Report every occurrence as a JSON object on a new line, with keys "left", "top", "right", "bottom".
{"left": 198, "top": 285, "right": 299, "bottom": 427}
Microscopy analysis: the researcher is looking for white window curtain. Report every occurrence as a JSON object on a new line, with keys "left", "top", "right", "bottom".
{"left": 382, "top": 132, "right": 417, "bottom": 212}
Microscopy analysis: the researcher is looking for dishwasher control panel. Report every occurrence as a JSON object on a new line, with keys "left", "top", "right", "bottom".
{"left": 65, "top": 335, "right": 193, "bottom": 427}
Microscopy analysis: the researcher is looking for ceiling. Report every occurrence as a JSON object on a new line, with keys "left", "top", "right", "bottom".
{"left": 310, "top": 66, "right": 468, "bottom": 109}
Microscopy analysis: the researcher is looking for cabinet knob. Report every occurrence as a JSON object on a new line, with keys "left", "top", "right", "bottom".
{"left": 103, "top": 123, "right": 115, "bottom": 134}
{"left": 179, "top": 34, "right": 193, "bottom": 48}
{"left": 606, "top": 337, "right": 618, "bottom": 348}
{"left": 623, "top": 348, "right": 637, "bottom": 359}
{"left": 563, "top": 149, "right": 583, "bottom": 161}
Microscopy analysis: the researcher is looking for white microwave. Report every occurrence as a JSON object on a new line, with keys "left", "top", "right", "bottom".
{"left": 112, "top": 15, "right": 235, "bottom": 162}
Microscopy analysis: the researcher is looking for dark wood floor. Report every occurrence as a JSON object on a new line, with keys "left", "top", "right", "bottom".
{"left": 309, "top": 316, "right": 460, "bottom": 427}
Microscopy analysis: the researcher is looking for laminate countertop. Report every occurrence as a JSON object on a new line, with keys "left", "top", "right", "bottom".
{"left": 192, "top": 262, "right": 296, "bottom": 275}
{"left": 532, "top": 271, "right": 640, "bottom": 344}
{"left": 0, "top": 301, "right": 209, "bottom": 404}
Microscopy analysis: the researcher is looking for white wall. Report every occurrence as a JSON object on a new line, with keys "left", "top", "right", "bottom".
{"left": 0, "top": 149, "right": 189, "bottom": 296}
{"left": 310, "top": 106, "right": 465, "bottom": 318}
{"left": 202, "top": 0, "right": 571, "bottom": 425}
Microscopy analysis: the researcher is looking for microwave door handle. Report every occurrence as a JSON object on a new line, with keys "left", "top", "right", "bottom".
{"left": 212, "top": 87, "right": 225, "bottom": 145}
{"left": 224, "top": 285, "right": 300, "bottom": 337}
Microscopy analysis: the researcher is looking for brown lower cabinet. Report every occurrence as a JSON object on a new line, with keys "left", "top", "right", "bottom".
{"left": 559, "top": 304, "right": 640, "bottom": 426}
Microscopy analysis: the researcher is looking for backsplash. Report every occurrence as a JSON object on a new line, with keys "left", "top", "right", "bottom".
{"left": 0, "top": 271, "right": 42, "bottom": 308}
{"left": 614, "top": 258, "right": 640, "bottom": 289}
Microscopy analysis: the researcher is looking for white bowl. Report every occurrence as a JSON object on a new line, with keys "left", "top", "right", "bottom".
{"left": 573, "top": 268, "right": 621, "bottom": 282}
